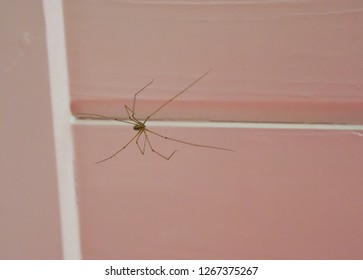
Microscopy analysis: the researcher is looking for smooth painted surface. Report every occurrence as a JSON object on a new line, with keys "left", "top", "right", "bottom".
{"left": 73, "top": 122, "right": 363, "bottom": 259}
{"left": 0, "top": 0, "right": 62, "bottom": 259}
{"left": 43, "top": 0, "right": 81, "bottom": 259}
{"left": 65, "top": 0, "right": 363, "bottom": 123}
{"left": 67, "top": 0, "right": 363, "bottom": 259}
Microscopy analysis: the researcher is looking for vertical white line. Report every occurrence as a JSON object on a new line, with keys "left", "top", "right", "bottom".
{"left": 42, "top": 0, "right": 81, "bottom": 259}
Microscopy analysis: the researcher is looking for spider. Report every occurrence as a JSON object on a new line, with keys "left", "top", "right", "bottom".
{"left": 77, "top": 70, "right": 234, "bottom": 163}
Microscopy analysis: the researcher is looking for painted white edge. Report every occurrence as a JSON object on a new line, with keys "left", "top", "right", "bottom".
{"left": 73, "top": 118, "right": 363, "bottom": 132}
{"left": 43, "top": 0, "right": 81, "bottom": 259}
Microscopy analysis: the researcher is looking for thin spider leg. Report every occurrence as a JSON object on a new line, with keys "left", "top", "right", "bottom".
{"left": 144, "top": 131, "right": 177, "bottom": 160}
{"left": 95, "top": 130, "right": 142, "bottom": 164}
{"left": 77, "top": 112, "right": 135, "bottom": 125}
{"left": 132, "top": 79, "right": 154, "bottom": 119}
{"left": 135, "top": 129, "right": 146, "bottom": 155}
{"left": 142, "top": 130, "right": 147, "bottom": 153}
{"left": 124, "top": 105, "right": 136, "bottom": 122}
{"left": 145, "top": 128, "right": 235, "bottom": 152}
{"left": 143, "top": 70, "right": 211, "bottom": 124}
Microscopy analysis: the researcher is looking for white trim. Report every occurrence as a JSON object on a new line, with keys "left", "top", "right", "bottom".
{"left": 43, "top": 0, "right": 81, "bottom": 259}
{"left": 73, "top": 118, "right": 363, "bottom": 131}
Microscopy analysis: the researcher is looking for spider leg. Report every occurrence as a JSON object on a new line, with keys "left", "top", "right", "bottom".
{"left": 76, "top": 112, "right": 134, "bottom": 125}
{"left": 142, "top": 131, "right": 147, "bottom": 153}
{"left": 135, "top": 129, "right": 147, "bottom": 155}
{"left": 143, "top": 70, "right": 211, "bottom": 124}
{"left": 131, "top": 79, "right": 154, "bottom": 119}
{"left": 144, "top": 131, "right": 177, "bottom": 160}
{"left": 145, "top": 128, "right": 235, "bottom": 152}
{"left": 95, "top": 131, "right": 142, "bottom": 164}
{"left": 124, "top": 105, "right": 136, "bottom": 122}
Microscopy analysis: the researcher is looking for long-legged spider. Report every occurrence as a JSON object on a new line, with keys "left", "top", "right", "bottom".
{"left": 77, "top": 70, "right": 234, "bottom": 163}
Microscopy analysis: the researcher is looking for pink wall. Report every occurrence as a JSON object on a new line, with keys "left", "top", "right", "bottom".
{"left": 66, "top": 0, "right": 363, "bottom": 259}
{"left": 3, "top": 0, "right": 361, "bottom": 260}
{"left": 0, "top": 0, "right": 62, "bottom": 259}
{"left": 73, "top": 124, "right": 363, "bottom": 259}
{"left": 66, "top": 0, "right": 363, "bottom": 124}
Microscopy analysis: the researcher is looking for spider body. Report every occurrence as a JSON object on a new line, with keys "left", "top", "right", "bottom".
{"left": 133, "top": 122, "right": 145, "bottom": 131}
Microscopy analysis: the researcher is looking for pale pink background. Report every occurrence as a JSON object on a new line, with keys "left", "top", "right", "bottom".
{"left": 66, "top": 0, "right": 363, "bottom": 124}
{"left": 66, "top": 0, "right": 363, "bottom": 259}
{"left": 0, "top": 0, "right": 62, "bottom": 259}
{"left": 73, "top": 124, "right": 363, "bottom": 259}
{"left": 2, "top": 0, "right": 362, "bottom": 260}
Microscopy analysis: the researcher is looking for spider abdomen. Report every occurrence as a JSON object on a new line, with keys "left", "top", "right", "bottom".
{"left": 133, "top": 123, "right": 144, "bottom": 131}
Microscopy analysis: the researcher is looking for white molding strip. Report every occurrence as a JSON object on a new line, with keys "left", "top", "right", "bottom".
{"left": 43, "top": 0, "right": 81, "bottom": 259}
{"left": 73, "top": 118, "right": 363, "bottom": 131}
